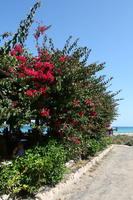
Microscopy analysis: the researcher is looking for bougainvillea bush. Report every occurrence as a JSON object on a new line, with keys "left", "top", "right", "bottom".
{"left": 0, "top": 2, "right": 119, "bottom": 160}
{"left": 0, "top": 1, "right": 121, "bottom": 197}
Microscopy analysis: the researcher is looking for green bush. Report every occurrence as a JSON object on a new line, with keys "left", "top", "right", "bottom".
{"left": 32, "top": 140, "right": 66, "bottom": 185}
{"left": 63, "top": 136, "right": 111, "bottom": 160}
{"left": 0, "top": 140, "right": 66, "bottom": 197}
{"left": 64, "top": 141, "right": 83, "bottom": 161}
{"left": 99, "top": 136, "right": 111, "bottom": 150}
{"left": 111, "top": 135, "right": 133, "bottom": 146}
{"left": 82, "top": 137, "right": 111, "bottom": 158}
{"left": 86, "top": 139, "right": 101, "bottom": 156}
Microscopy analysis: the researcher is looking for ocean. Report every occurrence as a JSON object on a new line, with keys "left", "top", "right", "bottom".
{"left": 0, "top": 125, "right": 47, "bottom": 133}
{"left": 1, "top": 126, "right": 133, "bottom": 134}
{"left": 0, "top": 125, "right": 31, "bottom": 133}
{"left": 113, "top": 127, "right": 133, "bottom": 133}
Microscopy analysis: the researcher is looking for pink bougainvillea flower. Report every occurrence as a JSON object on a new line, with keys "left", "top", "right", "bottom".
{"left": 86, "top": 99, "right": 93, "bottom": 104}
{"left": 16, "top": 72, "right": 25, "bottom": 78}
{"left": 14, "top": 45, "right": 24, "bottom": 52}
{"left": 60, "top": 57, "right": 65, "bottom": 62}
{"left": 26, "top": 90, "right": 34, "bottom": 97}
{"left": 10, "top": 50, "right": 17, "bottom": 55}
{"left": 40, "top": 109, "right": 50, "bottom": 116}
{"left": 44, "top": 62, "right": 55, "bottom": 70}
{"left": 12, "top": 102, "right": 18, "bottom": 107}
{"left": 25, "top": 68, "right": 36, "bottom": 77}
{"left": 72, "top": 137, "right": 77, "bottom": 140}
{"left": 38, "top": 26, "right": 47, "bottom": 34}
{"left": 72, "top": 137, "right": 80, "bottom": 144}
{"left": 18, "top": 64, "right": 25, "bottom": 70}
{"left": 18, "top": 73, "right": 24, "bottom": 77}
{"left": 57, "top": 68, "right": 62, "bottom": 73}
{"left": 70, "top": 120, "right": 78, "bottom": 125}
{"left": 35, "top": 62, "right": 44, "bottom": 69}
{"left": 34, "top": 26, "right": 47, "bottom": 39}
{"left": 60, "top": 56, "right": 71, "bottom": 62}
{"left": 79, "top": 111, "right": 85, "bottom": 116}
{"left": 32, "top": 90, "right": 38, "bottom": 94}
{"left": 90, "top": 111, "right": 96, "bottom": 116}
{"left": 33, "top": 72, "right": 47, "bottom": 80}
{"left": 67, "top": 137, "right": 80, "bottom": 144}
{"left": 46, "top": 71, "right": 54, "bottom": 83}
{"left": 73, "top": 100, "right": 79, "bottom": 105}
{"left": 16, "top": 56, "right": 27, "bottom": 63}
{"left": 74, "top": 140, "right": 80, "bottom": 144}
{"left": 38, "top": 87, "right": 47, "bottom": 94}
{"left": 39, "top": 49, "right": 51, "bottom": 61}
{"left": 9, "top": 67, "right": 15, "bottom": 72}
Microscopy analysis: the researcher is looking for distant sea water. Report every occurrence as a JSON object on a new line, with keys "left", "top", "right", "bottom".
{"left": 0, "top": 125, "right": 47, "bottom": 133}
{"left": 1, "top": 126, "right": 133, "bottom": 134}
{"left": 113, "top": 127, "right": 133, "bottom": 134}
{"left": 0, "top": 125, "right": 32, "bottom": 133}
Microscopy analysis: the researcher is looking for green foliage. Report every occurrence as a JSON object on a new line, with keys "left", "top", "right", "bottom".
{"left": 64, "top": 136, "right": 111, "bottom": 160}
{"left": 30, "top": 140, "right": 66, "bottom": 185}
{"left": 0, "top": 13, "right": 120, "bottom": 139}
{"left": 0, "top": 140, "right": 66, "bottom": 196}
{"left": 0, "top": 2, "right": 120, "bottom": 197}
{"left": 64, "top": 139, "right": 83, "bottom": 161}
{"left": 100, "top": 136, "right": 111, "bottom": 149}
{"left": 86, "top": 139, "right": 101, "bottom": 157}
{"left": 111, "top": 135, "right": 133, "bottom": 146}
{"left": 83, "top": 137, "right": 111, "bottom": 158}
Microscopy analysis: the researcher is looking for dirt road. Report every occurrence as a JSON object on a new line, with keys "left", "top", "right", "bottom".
{"left": 57, "top": 145, "right": 133, "bottom": 200}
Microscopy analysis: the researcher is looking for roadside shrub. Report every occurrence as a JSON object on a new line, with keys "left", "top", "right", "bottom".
{"left": 32, "top": 140, "right": 66, "bottom": 185}
{"left": 0, "top": 1, "right": 120, "bottom": 197}
{"left": 0, "top": 140, "right": 66, "bottom": 197}
{"left": 125, "top": 139, "right": 133, "bottom": 146}
{"left": 0, "top": 2, "right": 119, "bottom": 152}
{"left": 81, "top": 137, "right": 111, "bottom": 158}
{"left": 64, "top": 136, "right": 112, "bottom": 160}
{"left": 86, "top": 139, "right": 101, "bottom": 156}
{"left": 111, "top": 135, "right": 133, "bottom": 146}
{"left": 99, "top": 136, "right": 111, "bottom": 150}
{"left": 0, "top": 163, "right": 22, "bottom": 196}
{"left": 64, "top": 141, "right": 83, "bottom": 161}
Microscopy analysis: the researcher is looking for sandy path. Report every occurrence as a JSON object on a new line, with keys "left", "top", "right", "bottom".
{"left": 113, "top": 133, "right": 133, "bottom": 136}
{"left": 57, "top": 145, "right": 133, "bottom": 200}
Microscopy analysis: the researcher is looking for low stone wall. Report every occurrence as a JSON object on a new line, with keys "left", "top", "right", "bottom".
{"left": 35, "top": 145, "right": 114, "bottom": 200}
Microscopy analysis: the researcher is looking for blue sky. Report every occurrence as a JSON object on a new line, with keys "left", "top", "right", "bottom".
{"left": 0, "top": 0, "right": 133, "bottom": 126}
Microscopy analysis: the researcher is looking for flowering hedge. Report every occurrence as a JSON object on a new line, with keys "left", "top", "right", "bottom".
{"left": 0, "top": 2, "right": 119, "bottom": 158}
